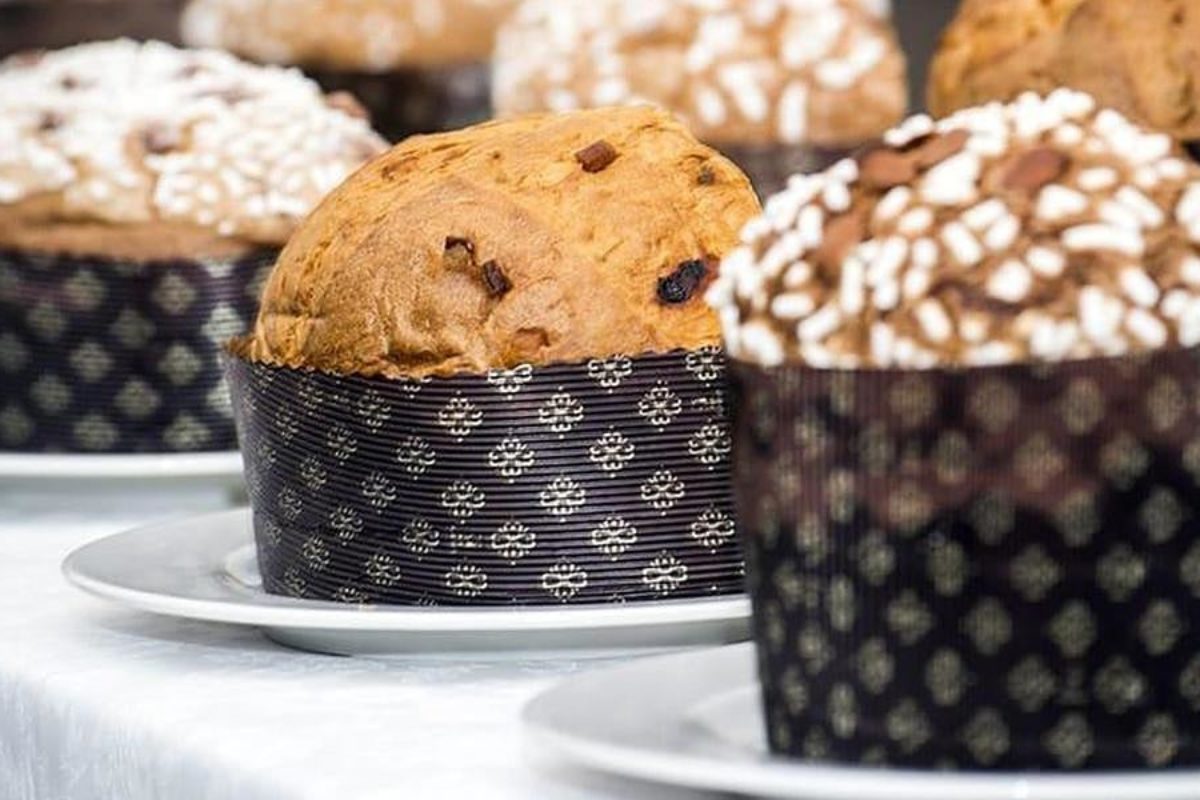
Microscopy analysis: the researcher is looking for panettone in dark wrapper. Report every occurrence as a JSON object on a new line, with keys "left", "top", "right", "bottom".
{"left": 0, "top": 40, "right": 385, "bottom": 453}
{"left": 228, "top": 106, "right": 763, "bottom": 606}
{"left": 182, "top": 0, "right": 519, "bottom": 141}
{"left": 709, "top": 90, "right": 1200, "bottom": 769}
{"left": 492, "top": 0, "right": 907, "bottom": 199}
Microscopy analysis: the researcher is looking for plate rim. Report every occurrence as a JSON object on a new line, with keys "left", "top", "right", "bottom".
{"left": 523, "top": 643, "right": 1200, "bottom": 800}
{"left": 0, "top": 450, "right": 244, "bottom": 479}
{"left": 62, "top": 508, "right": 752, "bottom": 633}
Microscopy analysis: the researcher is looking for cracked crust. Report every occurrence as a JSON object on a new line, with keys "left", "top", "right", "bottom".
{"left": 240, "top": 107, "right": 762, "bottom": 378}
{"left": 929, "top": 0, "right": 1200, "bottom": 142}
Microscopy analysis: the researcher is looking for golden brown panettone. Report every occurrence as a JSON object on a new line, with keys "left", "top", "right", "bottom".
{"left": 242, "top": 107, "right": 762, "bottom": 378}
{"left": 929, "top": 0, "right": 1200, "bottom": 143}
{"left": 494, "top": 0, "right": 907, "bottom": 150}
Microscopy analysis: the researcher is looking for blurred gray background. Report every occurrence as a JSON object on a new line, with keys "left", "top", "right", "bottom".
{"left": 895, "top": 0, "right": 963, "bottom": 111}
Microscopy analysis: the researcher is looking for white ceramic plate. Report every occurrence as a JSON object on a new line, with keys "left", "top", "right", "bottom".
{"left": 524, "top": 643, "right": 1200, "bottom": 800}
{"left": 0, "top": 451, "right": 244, "bottom": 484}
{"left": 62, "top": 508, "right": 751, "bottom": 657}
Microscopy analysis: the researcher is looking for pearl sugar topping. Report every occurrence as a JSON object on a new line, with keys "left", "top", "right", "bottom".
{"left": 709, "top": 90, "right": 1200, "bottom": 368}
{"left": 0, "top": 40, "right": 385, "bottom": 240}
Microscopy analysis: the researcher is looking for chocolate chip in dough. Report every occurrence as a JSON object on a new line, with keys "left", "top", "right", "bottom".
{"left": 657, "top": 257, "right": 716, "bottom": 305}
{"left": 443, "top": 236, "right": 476, "bottom": 271}
{"left": 575, "top": 140, "right": 618, "bottom": 173}
{"left": 482, "top": 260, "right": 512, "bottom": 297}
{"left": 1184, "top": 140, "right": 1200, "bottom": 165}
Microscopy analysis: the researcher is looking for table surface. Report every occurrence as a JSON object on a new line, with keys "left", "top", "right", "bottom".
{"left": 0, "top": 486, "right": 710, "bottom": 800}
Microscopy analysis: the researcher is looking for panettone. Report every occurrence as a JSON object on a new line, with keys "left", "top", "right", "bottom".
{"left": 493, "top": 0, "right": 907, "bottom": 149}
{"left": 0, "top": 39, "right": 386, "bottom": 260}
{"left": 711, "top": 90, "right": 1200, "bottom": 368}
{"left": 929, "top": 0, "right": 1200, "bottom": 144}
{"left": 182, "top": 0, "right": 520, "bottom": 71}
{"left": 241, "top": 106, "right": 762, "bottom": 378}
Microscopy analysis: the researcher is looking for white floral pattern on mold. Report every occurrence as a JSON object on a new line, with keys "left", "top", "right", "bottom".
{"left": 444, "top": 563, "right": 488, "bottom": 598}
{"left": 401, "top": 517, "right": 440, "bottom": 556}
{"left": 277, "top": 486, "right": 303, "bottom": 520}
{"left": 643, "top": 553, "right": 688, "bottom": 595}
{"left": 486, "top": 364, "right": 534, "bottom": 395}
{"left": 360, "top": 471, "right": 397, "bottom": 509}
{"left": 326, "top": 422, "right": 358, "bottom": 461}
{"left": 539, "top": 475, "right": 586, "bottom": 518}
{"left": 487, "top": 435, "right": 535, "bottom": 481}
{"left": 355, "top": 389, "right": 390, "bottom": 430}
{"left": 395, "top": 376, "right": 431, "bottom": 397}
{"left": 440, "top": 480, "right": 486, "bottom": 519}
{"left": 301, "top": 536, "right": 329, "bottom": 571}
{"left": 638, "top": 383, "right": 682, "bottom": 428}
{"left": 491, "top": 520, "right": 536, "bottom": 563}
{"left": 588, "top": 429, "right": 635, "bottom": 474}
{"left": 541, "top": 560, "right": 588, "bottom": 601}
{"left": 437, "top": 395, "right": 483, "bottom": 440}
{"left": 538, "top": 390, "right": 584, "bottom": 435}
{"left": 299, "top": 455, "right": 327, "bottom": 491}
{"left": 333, "top": 586, "right": 370, "bottom": 604}
{"left": 690, "top": 506, "right": 736, "bottom": 550}
{"left": 365, "top": 553, "right": 403, "bottom": 586}
{"left": 688, "top": 421, "right": 732, "bottom": 467}
{"left": 590, "top": 516, "right": 638, "bottom": 559}
{"left": 328, "top": 506, "right": 363, "bottom": 541}
{"left": 641, "top": 469, "right": 686, "bottom": 512}
{"left": 586, "top": 356, "right": 633, "bottom": 390}
{"left": 684, "top": 347, "right": 725, "bottom": 382}
{"left": 396, "top": 434, "right": 436, "bottom": 479}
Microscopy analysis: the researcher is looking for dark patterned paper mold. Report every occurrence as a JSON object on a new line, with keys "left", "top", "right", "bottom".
{"left": 0, "top": 248, "right": 274, "bottom": 453}
{"left": 228, "top": 348, "right": 744, "bottom": 606}
{"left": 730, "top": 348, "right": 1200, "bottom": 770}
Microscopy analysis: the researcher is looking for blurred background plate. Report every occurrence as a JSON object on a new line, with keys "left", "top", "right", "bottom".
{"left": 63, "top": 507, "right": 752, "bottom": 658}
{"left": 524, "top": 644, "right": 1200, "bottom": 800}
{"left": 0, "top": 450, "right": 242, "bottom": 483}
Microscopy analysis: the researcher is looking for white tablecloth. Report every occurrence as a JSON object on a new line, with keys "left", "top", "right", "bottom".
{"left": 0, "top": 488, "right": 709, "bottom": 800}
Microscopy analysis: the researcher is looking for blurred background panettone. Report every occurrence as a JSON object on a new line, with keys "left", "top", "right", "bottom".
{"left": 180, "top": 0, "right": 521, "bottom": 140}
{"left": 0, "top": 39, "right": 385, "bottom": 453}
{"left": 240, "top": 106, "right": 762, "bottom": 378}
{"left": 492, "top": 0, "right": 908, "bottom": 197}
{"left": 930, "top": 0, "right": 1200, "bottom": 148}
{"left": 0, "top": 39, "right": 385, "bottom": 260}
